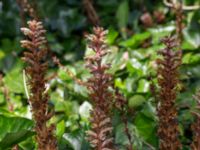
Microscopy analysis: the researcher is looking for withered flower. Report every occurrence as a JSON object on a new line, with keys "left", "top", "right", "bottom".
{"left": 85, "top": 27, "right": 115, "bottom": 150}
{"left": 157, "top": 36, "right": 182, "bottom": 150}
{"left": 21, "top": 20, "right": 57, "bottom": 150}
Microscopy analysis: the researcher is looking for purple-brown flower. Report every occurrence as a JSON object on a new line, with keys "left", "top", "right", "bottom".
{"left": 21, "top": 20, "right": 57, "bottom": 150}
{"left": 157, "top": 36, "right": 182, "bottom": 150}
{"left": 85, "top": 27, "right": 115, "bottom": 150}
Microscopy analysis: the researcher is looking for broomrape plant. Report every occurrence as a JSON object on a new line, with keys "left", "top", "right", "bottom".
{"left": 21, "top": 20, "right": 57, "bottom": 150}
{"left": 0, "top": 0, "right": 200, "bottom": 150}
{"left": 157, "top": 36, "right": 182, "bottom": 150}
{"left": 84, "top": 27, "right": 115, "bottom": 150}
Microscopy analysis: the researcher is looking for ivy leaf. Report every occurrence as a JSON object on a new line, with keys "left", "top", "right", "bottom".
{"left": 119, "top": 32, "right": 151, "bottom": 48}
{"left": 3, "top": 62, "right": 24, "bottom": 94}
{"left": 56, "top": 120, "right": 65, "bottom": 141}
{"left": 0, "top": 115, "right": 34, "bottom": 149}
{"left": 134, "top": 113, "right": 158, "bottom": 146}
{"left": 106, "top": 28, "right": 119, "bottom": 45}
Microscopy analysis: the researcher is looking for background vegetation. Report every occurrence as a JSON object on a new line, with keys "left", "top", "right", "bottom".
{"left": 0, "top": 0, "right": 200, "bottom": 149}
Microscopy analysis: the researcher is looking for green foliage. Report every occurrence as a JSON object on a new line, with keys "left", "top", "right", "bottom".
{"left": 134, "top": 112, "right": 158, "bottom": 147}
{"left": 3, "top": 62, "right": 24, "bottom": 94}
{"left": 119, "top": 32, "right": 151, "bottom": 48}
{"left": 0, "top": 0, "right": 200, "bottom": 149}
{"left": 0, "top": 115, "right": 34, "bottom": 149}
{"left": 128, "top": 95, "right": 146, "bottom": 108}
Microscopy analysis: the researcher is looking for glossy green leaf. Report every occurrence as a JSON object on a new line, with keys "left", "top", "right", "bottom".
{"left": 79, "top": 101, "right": 92, "bottom": 119}
{"left": 56, "top": 120, "right": 65, "bottom": 141}
{"left": 107, "top": 28, "right": 119, "bottom": 44}
{"left": 3, "top": 63, "right": 24, "bottom": 94}
{"left": 63, "top": 133, "right": 82, "bottom": 150}
{"left": 141, "top": 102, "right": 157, "bottom": 121}
{"left": 137, "top": 79, "right": 150, "bottom": 93}
{"left": 119, "top": 32, "right": 151, "bottom": 48}
{"left": 0, "top": 115, "right": 34, "bottom": 149}
{"left": 134, "top": 113, "right": 158, "bottom": 146}
{"left": 115, "top": 123, "right": 137, "bottom": 148}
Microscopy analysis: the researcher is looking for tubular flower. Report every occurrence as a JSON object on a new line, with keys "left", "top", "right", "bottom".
{"left": 85, "top": 27, "right": 115, "bottom": 150}
{"left": 157, "top": 36, "right": 182, "bottom": 150}
{"left": 21, "top": 20, "right": 57, "bottom": 150}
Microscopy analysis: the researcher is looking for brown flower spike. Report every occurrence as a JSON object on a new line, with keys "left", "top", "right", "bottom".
{"left": 85, "top": 27, "right": 115, "bottom": 150}
{"left": 191, "top": 91, "right": 200, "bottom": 150}
{"left": 21, "top": 20, "right": 57, "bottom": 150}
{"left": 157, "top": 36, "right": 182, "bottom": 150}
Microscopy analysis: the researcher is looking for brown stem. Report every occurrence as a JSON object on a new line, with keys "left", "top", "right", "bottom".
{"left": 173, "top": 1, "right": 184, "bottom": 47}
{"left": 83, "top": 0, "right": 100, "bottom": 25}
{"left": 122, "top": 116, "right": 133, "bottom": 150}
{"left": 115, "top": 90, "right": 133, "bottom": 150}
